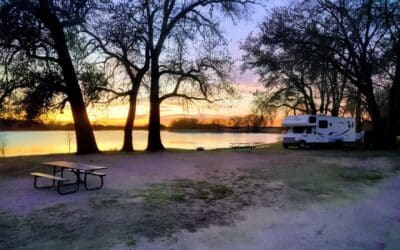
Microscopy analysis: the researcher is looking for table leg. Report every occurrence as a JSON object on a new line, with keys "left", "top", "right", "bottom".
{"left": 57, "top": 169, "right": 80, "bottom": 195}
{"left": 76, "top": 170, "right": 85, "bottom": 183}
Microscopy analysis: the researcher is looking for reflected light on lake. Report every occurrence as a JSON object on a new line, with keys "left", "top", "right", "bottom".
{"left": 0, "top": 130, "right": 281, "bottom": 157}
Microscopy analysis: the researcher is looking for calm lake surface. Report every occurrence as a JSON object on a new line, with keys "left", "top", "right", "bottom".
{"left": 0, "top": 130, "right": 281, "bottom": 157}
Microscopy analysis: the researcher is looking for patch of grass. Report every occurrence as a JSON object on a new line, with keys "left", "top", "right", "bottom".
{"left": 142, "top": 187, "right": 173, "bottom": 206}
{"left": 0, "top": 213, "right": 14, "bottom": 245}
{"left": 90, "top": 198, "right": 119, "bottom": 209}
{"left": 236, "top": 175, "right": 249, "bottom": 181}
{"left": 195, "top": 190, "right": 210, "bottom": 200}
{"left": 318, "top": 149, "right": 400, "bottom": 159}
{"left": 170, "top": 193, "right": 187, "bottom": 202}
{"left": 0, "top": 159, "right": 42, "bottom": 177}
{"left": 126, "top": 239, "right": 136, "bottom": 247}
{"left": 337, "top": 168, "right": 385, "bottom": 182}
{"left": 138, "top": 180, "right": 234, "bottom": 204}
{"left": 259, "top": 142, "right": 285, "bottom": 151}
{"left": 245, "top": 160, "right": 390, "bottom": 203}
{"left": 210, "top": 185, "right": 234, "bottom": 199}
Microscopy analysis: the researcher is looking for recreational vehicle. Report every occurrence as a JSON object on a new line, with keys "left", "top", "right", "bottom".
{"left": 282, "top": 115, "right": 356, "bottom": 148}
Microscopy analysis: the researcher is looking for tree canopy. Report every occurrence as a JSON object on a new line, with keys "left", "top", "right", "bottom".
{"left": 0, "top": 0, "right": 102, "bottom": 153}
{"left": 242, "top": 0, "right": 400, "bottom": 149}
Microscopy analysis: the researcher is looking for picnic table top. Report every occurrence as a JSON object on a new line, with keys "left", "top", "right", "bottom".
{"left": 42, "top": 161, "right": 107, "bottom": 171}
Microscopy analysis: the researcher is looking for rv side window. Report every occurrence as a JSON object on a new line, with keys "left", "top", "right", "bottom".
{"left": 319, "top": 120, "right": 328, "bottom": 128}
{"left": 293, "top": 127, "right": 305, "bottom": 133}
{"left": 309, "top": 116, "right": 316, "bottom": 123}
{"left": 306, "top": 127, "right": 312, "bottom": 134}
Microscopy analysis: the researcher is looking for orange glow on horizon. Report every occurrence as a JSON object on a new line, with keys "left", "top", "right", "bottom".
{"left": 38, "top": 82, "right": 285, "bottom": 127}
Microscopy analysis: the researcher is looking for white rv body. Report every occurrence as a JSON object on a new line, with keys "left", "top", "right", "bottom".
{"left": 282, "top": 115, "right": 356, "bottom": 147}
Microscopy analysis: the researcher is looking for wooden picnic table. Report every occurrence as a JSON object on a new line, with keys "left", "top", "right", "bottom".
{"left": 31, "top": 161, "right": 107, "bottom": 195}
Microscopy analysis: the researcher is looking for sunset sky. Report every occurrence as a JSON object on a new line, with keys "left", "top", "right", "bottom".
{"left": 49, "top": 1, "right": 286, "bottom": 127}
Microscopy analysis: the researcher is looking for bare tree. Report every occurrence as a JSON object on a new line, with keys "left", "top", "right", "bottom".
{"left": 243, "top": 0, "right": 400, "bottom": 149}
{"left": 301, "top": 0, "right": 399, "bottom": 148}
{"left": 84, "top": 1, "right": 234, "bottom": 152}
{"left": 242, "top": 11, "right": 351, "bottom": 118}
{"left": 141, "top": 0, "right": 255, "bottom": 151}
{"left": 0, "top": 0, "right": 100, "bottom": 154}
{"left": 84, "top": 1, "right": 150, "bottom": 152}
{"left": 158, "top": 43, "right": 234, "bottom": 108}
{"left": 380, "top": 0, "right": 400, "bottom": 147}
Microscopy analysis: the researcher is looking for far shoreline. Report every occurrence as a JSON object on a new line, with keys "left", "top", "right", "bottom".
{"left": 0, "top": 127, "right": 283, "bottom": 133}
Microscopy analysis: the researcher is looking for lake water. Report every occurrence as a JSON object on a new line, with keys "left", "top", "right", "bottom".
{"left": 0, "top": 130, "right": 281, "bottom": 157}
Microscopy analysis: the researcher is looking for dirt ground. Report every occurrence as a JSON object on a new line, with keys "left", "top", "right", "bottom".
{"left": 0, "top": 146, "right": 399, "bottom": 249}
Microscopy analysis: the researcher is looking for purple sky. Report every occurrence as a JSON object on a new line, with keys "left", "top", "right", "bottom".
{"left": 222, "top": 0, "right": 288, "bottom": 84}
{"left": 208, "top": 0, "right": 289, "bottom": 115}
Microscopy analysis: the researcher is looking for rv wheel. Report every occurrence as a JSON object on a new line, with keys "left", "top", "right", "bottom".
{"left": 299, "top": 141, "right": 306, "bottom": 149}
{"left": 283, "top": 143, "right": 289, "bottom": 149}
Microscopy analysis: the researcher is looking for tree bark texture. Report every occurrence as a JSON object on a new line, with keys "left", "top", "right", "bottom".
{"left": 37, "top": 2, "right": 99, "bottom": 154}
{"left": 146, "top": 55, "right": 164, "bottom": 151}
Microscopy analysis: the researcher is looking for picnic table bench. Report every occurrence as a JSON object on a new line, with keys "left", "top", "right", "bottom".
{"left": 30, "top": 161, "right": 107, "bottom": 195}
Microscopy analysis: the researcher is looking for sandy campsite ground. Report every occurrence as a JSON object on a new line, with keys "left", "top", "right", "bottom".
{"left": 0, "top": 145, "right": 400, "bottom": 249}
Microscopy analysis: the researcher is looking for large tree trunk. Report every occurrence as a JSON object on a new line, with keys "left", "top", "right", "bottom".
{"left": 309, "top": 104, "right": 317, "bottom": 115}
{"left": 120, "top": 53, "right": 149, "bottom": 152}
{"left": 355, "top": 89, "right": 362, "bottom": 133}
{"left": 364, "top": 84, "right": 387, "bottom": 149}
{"left": 68, "top": 90, "right": 99, "bottom": 154}
{"left": 121, "top": 93, "right": 138, "bottom": 152}
{"left": 385, "top": 57, "right": 400, "bottom": 149}
{"left": 146, "top": 56, "right": 164, "bottom": 151}
{"left": 58, "top": 48, "right": 99, "bottom": 154}
{"left": 37, "top": 3, "right": 99, "bottom": 154}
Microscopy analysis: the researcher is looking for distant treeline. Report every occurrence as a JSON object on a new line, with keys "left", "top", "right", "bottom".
{"left": 0, "top": 117, "right": 282, "bottom": 133}
{"left": 0, "top": 119, "right": 153, "bottom": 131}
{"left": 168, "top": 117, "right": 282, "bottom": 133}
